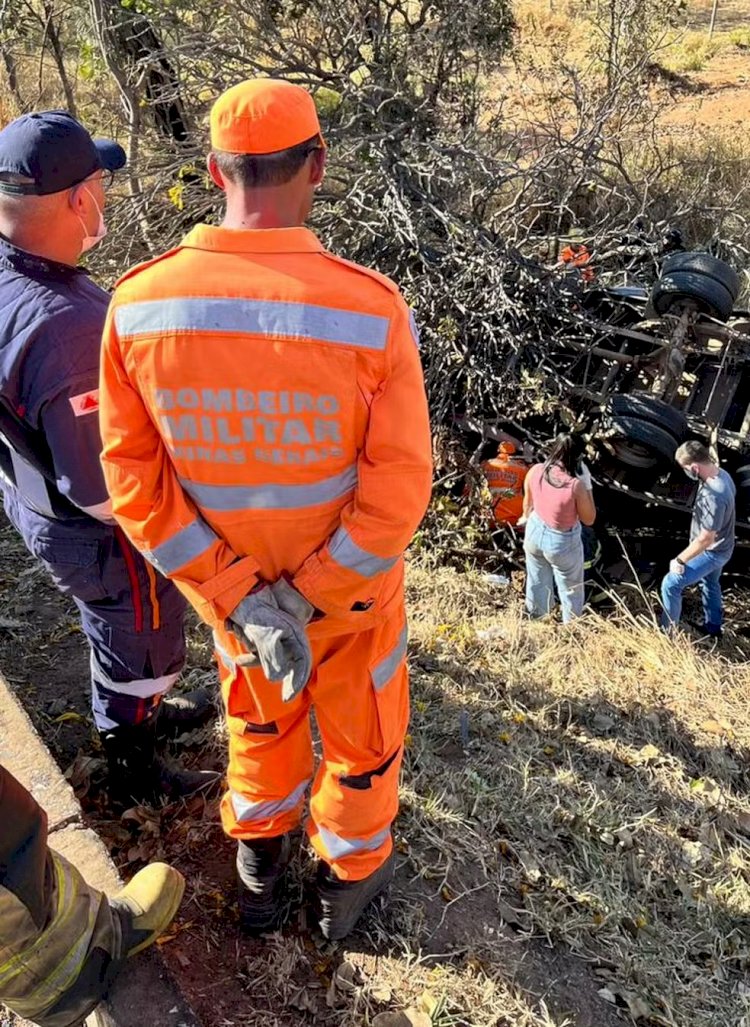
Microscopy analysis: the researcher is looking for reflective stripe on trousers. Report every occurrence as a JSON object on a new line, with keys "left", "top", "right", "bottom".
{"left": 230, "top": 777, "right": 311, "bottom": 825}
{"left": 9, "top": 450, "right": 55, "bottom": 518}
{"left": 0, "top": 852, "right": 122, "bottom": 1024}
{"left": 372, "top": 624, "right": 407, "bottom": 691}
{"left": 0, "top": 856, "right": 94, "bottom": 1008}
{"left": 89, "top": 650, "right": 179, "bottom": 731}
{"left": 316, "top": 824, "right": 391, "bottom": 861}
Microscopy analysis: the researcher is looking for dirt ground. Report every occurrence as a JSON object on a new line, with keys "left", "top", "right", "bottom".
{"left": 660, "top": 48, "right": 750, "bottom": 136}
{"left": 4, "top": 510, "right": 750, "bottom": 1027}
{"left": 503, "top": 0, "right": 750, "bottom": 142}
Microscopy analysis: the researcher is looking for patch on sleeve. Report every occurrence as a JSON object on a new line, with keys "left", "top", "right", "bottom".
{"left": 69, "top": 389, "right": 100, "bottom": 416}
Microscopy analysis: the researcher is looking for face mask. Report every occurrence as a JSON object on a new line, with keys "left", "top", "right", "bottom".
{"left": 77, "top": 187, "right": 107, "bottom": 253}
{"left": 683, "top": 466, "right": 700, "bottom": 481}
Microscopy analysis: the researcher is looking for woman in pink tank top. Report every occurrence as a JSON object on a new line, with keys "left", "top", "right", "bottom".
{"left": 519, "top": 434, "right": 596, "bottom": 622}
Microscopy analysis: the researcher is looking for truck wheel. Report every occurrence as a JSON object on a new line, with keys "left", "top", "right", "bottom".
{"left": 661, "top": 252, "right": 740, "bottom": 301}
{"left": 604, "top": 415, "right": 679, "bottom": 467}
{"left": 651, "top": 271, "right": 735, "bottom": 322}
{"left": 607, "top": 393, "right": 687, "bottom": 441}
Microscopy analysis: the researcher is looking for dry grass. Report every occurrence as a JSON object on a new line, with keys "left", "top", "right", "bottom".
{"left": 662, "top": 31, "right": 719, "bottom": 73}
{"left": 403, "top": 560, "right": 750, "bottom": 1027}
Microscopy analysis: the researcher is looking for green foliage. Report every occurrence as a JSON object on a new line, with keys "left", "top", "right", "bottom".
{"left": 119, "top": 0, "right": 158, "bottom": 12}
{"left": 78, "top": 40, "right": 101, "bottom": 81}
{"left": 663, "top": 31, "right": 717, "bottom": 73}
{"left": 729, "top": 28, "right": 750, "bottom": 49}
{"left": 313, "top": 86, "right": 343, "bottom": 118}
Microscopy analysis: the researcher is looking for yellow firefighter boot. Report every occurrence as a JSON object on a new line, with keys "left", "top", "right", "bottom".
{"left": 111, "top": 862, "right": 185, "bottom": 957}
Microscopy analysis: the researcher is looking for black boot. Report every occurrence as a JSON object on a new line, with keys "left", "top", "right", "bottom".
{"left": 100, "top": 719, "right": 221, "bottom": 805}
{"left": 315, "top": 852, "right": 395, "bottom": 941}
{"left": 155, "top": 687, "right": 215, "bottom": 739}
{"left": 237, "top": 834, "right": 292, "bottom": 933}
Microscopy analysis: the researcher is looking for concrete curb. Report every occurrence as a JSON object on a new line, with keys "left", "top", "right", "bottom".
{"left": 0, "top": 672, "right": 202, "bottom": 1027}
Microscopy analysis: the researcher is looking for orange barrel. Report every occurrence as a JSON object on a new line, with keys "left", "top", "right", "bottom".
{"left": 481, "top": 442, "right": 529, "bottom": 526}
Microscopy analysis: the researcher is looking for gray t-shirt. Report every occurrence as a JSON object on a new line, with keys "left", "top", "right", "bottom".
{"left": 690, "top": 468, "right": 736, "bottom": 561}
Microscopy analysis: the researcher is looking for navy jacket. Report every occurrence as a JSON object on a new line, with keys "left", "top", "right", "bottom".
{"left": 0, "top": 237, "right": 112, "bottom": 525}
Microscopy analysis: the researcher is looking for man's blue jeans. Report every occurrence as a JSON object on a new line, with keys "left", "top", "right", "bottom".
{"left": 660, "top": 550, "right": 728, "bottom": 635}
{"left": 524, "top": 513, "right": 584, "bottom": 623}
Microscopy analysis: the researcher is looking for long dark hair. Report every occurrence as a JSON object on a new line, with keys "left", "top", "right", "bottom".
{"left": 543, "top": 433, "right": 585, "bottom": 487}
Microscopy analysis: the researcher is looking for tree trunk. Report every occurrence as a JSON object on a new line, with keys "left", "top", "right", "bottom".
{"left": 1, "top": 45, "right": 24, "bottom": 112}
{"left": 88, "top": 0, "right": 153, "bottom": 251}
{"left": 606, "top": 0, "right": 616, "bottom": 94}
{"left": 89, "top": 0, "right": 192, "bottom": 148}
{"left": 708, "top": 0, "right": 719, "bottom": 40}
{"left": 41, "top": 1, "right": 77, "bottom": 116}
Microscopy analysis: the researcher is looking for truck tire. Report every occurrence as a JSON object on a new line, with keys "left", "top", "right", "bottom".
{"left": 651, "top": 271, "right": 735, "bottom": 322}
{"left": 607, "top": 393, "right": 687, "bottom": 441}
{"left": 661, "top": 252, "right": 740, "bottom": 301}
{"left": 735, "top": 464, "right": 750, "bottom": 487}
{"left": 605, "top": 415, "right": 679, "bottom": 467}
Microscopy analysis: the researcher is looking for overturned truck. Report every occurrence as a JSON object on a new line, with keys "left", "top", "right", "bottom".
{"left": 458, "top": 247, "right": 750, "bottom": 572}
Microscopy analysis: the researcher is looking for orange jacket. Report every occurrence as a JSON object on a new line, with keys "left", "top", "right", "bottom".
{"left": 99, "top": 225, "right": 433, "bottom": 637}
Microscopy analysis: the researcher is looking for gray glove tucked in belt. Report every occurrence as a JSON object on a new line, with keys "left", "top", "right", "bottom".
{"left": 229, "top": 583, "right": 314, "bottom": 702}
{"left": 271, "top": 576, "right": 316, "bottom": 625}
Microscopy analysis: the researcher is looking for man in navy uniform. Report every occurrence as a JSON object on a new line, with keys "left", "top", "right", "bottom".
{"left": 0, "top": 110, "right": 217, "bottom": 802}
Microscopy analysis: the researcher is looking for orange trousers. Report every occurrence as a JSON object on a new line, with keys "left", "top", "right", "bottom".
{"left": 216, "top": 609, "right": 409, "bottom": 881}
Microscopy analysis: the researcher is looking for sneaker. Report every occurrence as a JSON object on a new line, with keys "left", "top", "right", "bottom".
{"left": 684, "top": 620, "right": 723, "bottom": 643}
{"left": 112, "top": 862, "right": 185, "bottom": 957}
{"left": 237, "top": 834, "right": 292, "bottom": 933}
{"left": 315, "top": 852, "right": 395, "bottom": 941}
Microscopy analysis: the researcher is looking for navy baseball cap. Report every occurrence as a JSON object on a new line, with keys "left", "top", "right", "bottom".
{"left": 0, "top": 110, "right": 126, "bottom": 196}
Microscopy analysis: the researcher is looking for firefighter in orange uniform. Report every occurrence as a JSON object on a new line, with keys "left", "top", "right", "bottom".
{"left": 99, "top": 79, "right": 433, "bottom": 940}
{"left": 482, "top": 442, "right": 528, "bottom": 527}
{"left": 560, "top": 242, "right": 594, "bottom": 283}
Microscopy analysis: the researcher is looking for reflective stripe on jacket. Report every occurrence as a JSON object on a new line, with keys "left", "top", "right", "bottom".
{"left": 99, "top": 225, "right": 433, "bottom": 635}
{"left": 0, "top": 765, "right": 120, "bottom": 1024}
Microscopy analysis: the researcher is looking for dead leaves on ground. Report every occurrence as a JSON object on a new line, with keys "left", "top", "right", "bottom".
{"left": 598, "top": 984, "right": 674, "bottom": 1025}
{"left": 326, "top": 963, "right": 442, "bottom": 1027}
{"left": 63, "top": 751, "right": 104, "bottom": 797}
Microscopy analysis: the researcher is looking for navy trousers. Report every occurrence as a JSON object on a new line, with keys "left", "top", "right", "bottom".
{"left": 3, "top": 492, "right": 186, "bottom": 730}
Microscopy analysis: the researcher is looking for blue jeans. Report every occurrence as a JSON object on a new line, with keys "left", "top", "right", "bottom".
{"left": 660, "top": 550, "right": 728, "bottom": 634}
{"left": 524, "top": 513, "right": 584, "bottom": 623}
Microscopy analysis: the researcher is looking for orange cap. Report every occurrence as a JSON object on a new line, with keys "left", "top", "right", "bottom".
{"left": 499, "top": 442, "right": 516, "bottom": 456}
{"left": 210, "top": 79, "right": 324, "bottom": 155}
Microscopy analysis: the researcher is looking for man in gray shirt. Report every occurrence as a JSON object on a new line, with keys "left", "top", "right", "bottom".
{"left": 661, "top": 440, "right": 736, "bottom": 638}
